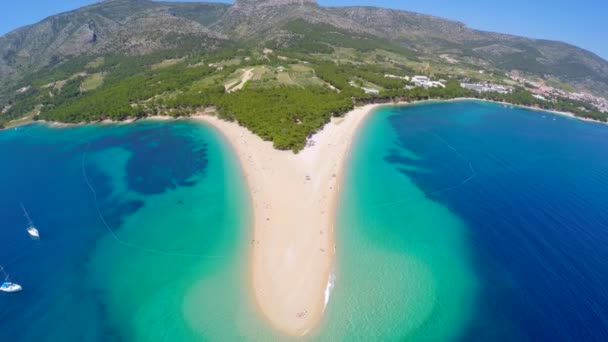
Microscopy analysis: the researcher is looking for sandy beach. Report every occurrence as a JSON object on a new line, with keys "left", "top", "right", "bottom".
{"left": 9, "top": 98, "right": 604, "bottom": 335}
{"left": 194, "top": 104, "right": 380, "bottom": 336}
{"left": 191, "top": 97, "right": 598, "bottom": 336}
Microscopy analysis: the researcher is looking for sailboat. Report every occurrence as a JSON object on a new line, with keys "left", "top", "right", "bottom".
{"left": 0, "top": 265, "right": 22, "bottom": 293}
{"left": 21, "top": 202, "right": 40, "bottom": 239}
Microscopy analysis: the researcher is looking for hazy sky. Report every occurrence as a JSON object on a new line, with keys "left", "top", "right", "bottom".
{"left": 0, "top": 0, "right": 606, "bottom": 60}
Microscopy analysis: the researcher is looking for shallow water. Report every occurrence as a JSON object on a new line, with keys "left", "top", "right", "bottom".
{"left": 2, "top": 101, "right": 608, "bottom": 340}
{"left": 328, "top": 101, "right": 608, "bottom": 340}
{"left": 310, "top": 103, "right": 478, "bottom": 341}
{"left": 0, "top": 120, "right": 272, "bottom": 341}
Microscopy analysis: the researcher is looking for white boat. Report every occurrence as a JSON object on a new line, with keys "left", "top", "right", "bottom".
{"left": 0, "top": 266, "right": 22, "bottom": 293}
{"left": 21, "top": 202, "right": 40, "bottom": 239}
{"left": 0, "top": 282, "right": 22, "bottom": 293}
{"left": 26, "top": 226, "right": 40, "bottom": 238}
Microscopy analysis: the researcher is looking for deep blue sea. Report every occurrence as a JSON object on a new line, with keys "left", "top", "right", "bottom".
{"left": 0, "top": 120, "right": 259, "bottom": 341}
{"left": 379, "top": 101, "right": 608, "bottom": 340}
{"left": 2, "top": 101, "right": 608, "bottom": 341}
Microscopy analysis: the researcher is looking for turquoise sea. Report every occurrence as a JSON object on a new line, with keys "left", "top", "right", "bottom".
{"left": 0, "top": 120, "right": 271, "bottom": 340}
{"left": 2, "top": 101, "right": 608, "bottom": 340}
{"left": 325, "top": 100, "right": 608, "bottom": 340}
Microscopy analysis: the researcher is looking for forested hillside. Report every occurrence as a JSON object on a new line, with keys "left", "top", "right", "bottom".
{"left": 1, "top": 0, "right": 607, "bottom": 148}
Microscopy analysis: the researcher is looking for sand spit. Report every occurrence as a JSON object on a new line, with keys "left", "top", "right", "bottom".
{"left": 194, "top": 104, "right": 380, "bottom": 336}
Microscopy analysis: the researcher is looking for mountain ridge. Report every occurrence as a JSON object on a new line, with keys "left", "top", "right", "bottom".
{"left": 1, "top": 0, "right": 607, "bottom": 148}
{"left": 0, "top": 0, "right": 607, "bottom": 98}
{"left": 234, "top": 0, "right": 318, "bottom": 7}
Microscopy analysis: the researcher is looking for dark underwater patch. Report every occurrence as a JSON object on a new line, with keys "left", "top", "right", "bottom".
{"left": 90, "top": 123, "right": 209, "bottom": 195}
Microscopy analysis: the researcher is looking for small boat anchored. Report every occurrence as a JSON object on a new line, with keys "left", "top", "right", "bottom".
{"left": 0, "top": 265, "right": 22, "bottom": 293}
{"left": 27, "top": 226, "right": 40, "bottom": 239}
{"left": 1, "top": 282, "right": 23, "bottom": 293}
{"left": 20, "top": 202, "right": 40, "bottom": 239}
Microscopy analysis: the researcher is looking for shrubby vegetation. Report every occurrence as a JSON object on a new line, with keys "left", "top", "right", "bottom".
{"left": 2, "top": 46, "right": 606, "bottom": 148}
{"left": 41, "top": 62, "right": 215, "bottom": 122}
{"left": 31, "top": 54, "right": 354, "bottom": 151}
{"left": 374, "top": 81, "right": 607, "bottom": 121}
{"left": 216, "top": 87, "right": 353, "bottom": 151}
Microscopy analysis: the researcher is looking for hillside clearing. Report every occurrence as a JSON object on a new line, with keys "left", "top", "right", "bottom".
{"left": 80, "top": 73, "right": 105, "bottom": 92}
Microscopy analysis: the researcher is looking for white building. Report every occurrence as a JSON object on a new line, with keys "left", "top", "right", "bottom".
{"left": 411, "top": 76, "right": 444, "bottom": 89}
{"left": 412, "top": 76, "right": 430, "bottom": 85}
{"left": 492, "top": 85, "right": 510, "bottom": 94}
{"left": 461, "top": 83, "right": 511, "bottom": 94}
{"left": 461, "top": 83, "right": 485, "bottom": 92}
{"left": 428, "top": 81, "right": 445, "bottom": 88}
{"left": 533, "top": 94, "right": 547, "bottom": 101}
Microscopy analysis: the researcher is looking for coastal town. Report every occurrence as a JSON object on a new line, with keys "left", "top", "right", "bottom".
{"left": 380, "top": 72, "right": 608, "bottom": 114}
{"left": 507, "top": 73, "right": 608, "bottom": 113}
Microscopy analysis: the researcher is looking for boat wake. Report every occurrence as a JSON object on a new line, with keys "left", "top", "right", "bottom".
{"left": 323, "top": 265, "right": 336, "bottom": 311}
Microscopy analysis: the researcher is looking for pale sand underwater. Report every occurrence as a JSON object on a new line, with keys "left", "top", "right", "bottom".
{"left": 194, "top": 104, "right": 381, "bottom": 335}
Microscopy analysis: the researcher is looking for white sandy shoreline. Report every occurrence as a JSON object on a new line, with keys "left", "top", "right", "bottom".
{"left": 193, "top": 103, "right": 381, "bottom": 336}
{"left": 191, "top": 97, "right": 595, "bottom": 336}
{"left": 7, "top": 98, "right": 605, "bottom": 336}
{"left": 8, "top": 97, "right": 604, "bottom": 132}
